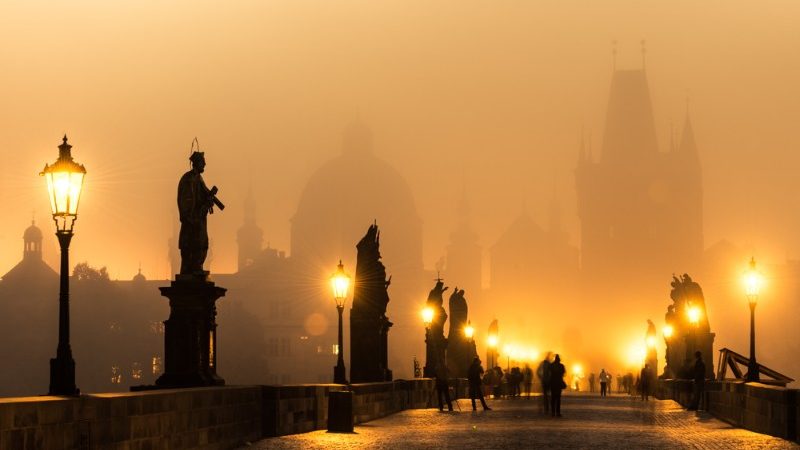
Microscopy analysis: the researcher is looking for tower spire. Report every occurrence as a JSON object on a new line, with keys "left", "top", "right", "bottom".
{"left": 612, "top": 40, "right": 617, "bottom": 72}
{"left": 641, "top": 39, "right": 647, "bottom": 71}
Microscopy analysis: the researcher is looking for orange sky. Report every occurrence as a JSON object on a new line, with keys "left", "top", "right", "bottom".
{"left": 1, "top": 0, "right": 798, "bottom": 281}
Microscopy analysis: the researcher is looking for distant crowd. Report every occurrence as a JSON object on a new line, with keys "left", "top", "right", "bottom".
{"left": 432, "top": 351, "right": 708, "bottom": 415}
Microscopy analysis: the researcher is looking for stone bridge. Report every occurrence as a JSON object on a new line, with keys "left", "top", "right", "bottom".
{"left": 0, "top": 379, "right": 798, "bottom": 449}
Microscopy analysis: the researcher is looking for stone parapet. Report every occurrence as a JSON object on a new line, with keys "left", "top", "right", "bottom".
{"left": 0, "top": 379, "right": 438, "bottom": 449}
{"left": 656, "top": 379, "right": 798, "bottom": 442}
{"left": 0, "top": 386, "right": 261, "bottom": 450}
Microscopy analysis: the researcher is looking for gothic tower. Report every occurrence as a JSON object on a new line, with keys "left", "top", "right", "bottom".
{"left": 444, "top": 189, "right": 482, "bottom": 299}
{"left": 237, "top": 187, "right": 264, "bottom": 271}
{"left": 576, "top": 67, "right": 703, "bottom": 296}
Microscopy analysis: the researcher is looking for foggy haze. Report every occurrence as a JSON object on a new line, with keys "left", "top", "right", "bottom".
{"left": 1, "top": 1, "right": 799, "bottom": 385}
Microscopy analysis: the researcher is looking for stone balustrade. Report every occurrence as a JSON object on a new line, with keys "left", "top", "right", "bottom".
{"left": 0, "top": 379, "right": 437, "bottom": 449}
{"left": 656, "top": 379, "right": 798, "bottom": 442}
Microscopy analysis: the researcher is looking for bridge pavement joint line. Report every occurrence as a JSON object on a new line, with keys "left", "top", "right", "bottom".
{"left": 244, "top": 394, "right": 799, "bottom": 449}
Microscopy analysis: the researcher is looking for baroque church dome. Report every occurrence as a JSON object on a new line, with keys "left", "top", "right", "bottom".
{"left": 290, "top": 120, "right": 423, "bottom": 290}
{"left": 23, "top": 221, "right": 43, "bottom": 242}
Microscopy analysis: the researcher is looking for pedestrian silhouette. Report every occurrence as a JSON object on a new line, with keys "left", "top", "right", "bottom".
{"left": 599, "top": 368, "right": 610, "bottom": 397}
{"left": 549, "top": 354, "right": 566, "bottom": 417}
{"left": 537, "top": 352, "right": 552, "bottom": 414}
{"left": 689, "top": 351, "right": 706, "bottom": 411}
{"left": 492, "top": 366, "right": 504, "bottom": 399}
{"left": 523, "top": 363, "right": 533, "bottom": 398}
{"left": 435, "top": 363, "right": 453, "bottom": 411}
{"left": 640, "top": 364, "right": 650, "bottom": 401}
{"left": 589, "top": 372, "right": 596, "bottom": 393}
{"left": 468, "top": 357, "right": 491, "bottom": 411}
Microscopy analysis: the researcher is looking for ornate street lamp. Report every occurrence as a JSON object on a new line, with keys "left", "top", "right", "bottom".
{"left": 464, "top": 321, "right": 475, "bottom": 340}
{"left": 330, "top": 260, "right": 351, "bottom": 384}
{"left": 744, "top": 257, "right": 763, "bottom": 382}
{"left": 486, "top": 334, "right": 498, "bottom": 369}
{"left": 422, "top": 306, "right": 434, "bottom": 377}
{"left": 687, "top": 306, "right": 701, "bottom": 326}
{"left": 40, "top": 135, "right": 86, "bottom": 396}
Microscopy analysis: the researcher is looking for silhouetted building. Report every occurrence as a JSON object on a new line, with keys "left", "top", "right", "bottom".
{"left": 443, "top": 191, "right": 482, "bottom": 302}
{"left": 237, "top": 187, "right": 264, "bottom": 271}
{"left": 3, "top": 221, "right": 57, "bottom": 285}
{"left": 576, "top": 68, "right": 703, "bottom": 294}
{"left": 289, "top": 119, "right": 427, "bottom": 377}
{"left": 487, "top": 206, "right": 579, "bottom": 335}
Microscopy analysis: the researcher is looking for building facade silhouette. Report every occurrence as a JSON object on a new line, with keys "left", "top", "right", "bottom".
{"left": 575, "top": 68, "right": 703, "bottom": 295}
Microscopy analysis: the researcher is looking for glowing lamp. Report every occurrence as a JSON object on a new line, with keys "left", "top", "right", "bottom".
{"left": 464, "top": 322, "right": 475, "bottom": 339}
{"left": 487, "top": 334, "right": 498, "bottom": 348}
{"left": 744, "top": 257, "right": 763, "bottom": 305}
{"left": 572, "top": 364, "right": 583, "bottom": 376}
{"left": 663, "top": 325, "right": 674, "bottom": 339}
{"left": 687, "top": 306, "right": 701, "bottom": 325}
{"left": 422, "top": 306, "right": 434, "bottom": 326}
{"left": 40, "top": 136, "right": 86, "bottom": 233}
{"left": 330, "top": 260, "right": 351, "bottom": 308}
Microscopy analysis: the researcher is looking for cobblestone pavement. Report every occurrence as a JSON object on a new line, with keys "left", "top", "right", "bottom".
{"left": 244, "top": 393, "right": 799, "bottom": 449}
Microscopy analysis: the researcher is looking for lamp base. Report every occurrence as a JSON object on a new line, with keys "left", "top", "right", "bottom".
{"left": 49, "top": 356, "right": 79, "bottom": 396}
{"left": 334, "top": 364, "right": 348, "bottom": 385}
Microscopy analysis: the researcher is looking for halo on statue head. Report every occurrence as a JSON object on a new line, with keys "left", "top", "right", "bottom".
{"left": 189, "top": 137, "right": 204, "bottom": 166}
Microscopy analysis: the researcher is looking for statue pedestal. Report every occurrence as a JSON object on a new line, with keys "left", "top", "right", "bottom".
{"left": 673, "top": 331, "right": 715, "bottom": 379}
{"left": 156, "top": 275, "right": 226, "bottom": 388}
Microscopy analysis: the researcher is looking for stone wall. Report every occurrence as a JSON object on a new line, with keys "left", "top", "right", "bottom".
{"left": 0, "top": 386, "right": 261, "bottom": 450}
{"left": 656, "top": 379, "right": 798, "bottom": 442}
{"left": 261, "top": 379, "right": 436, "bottom": 437}
{"left": 0, "top": 379, "right": 437, "bottom": 449}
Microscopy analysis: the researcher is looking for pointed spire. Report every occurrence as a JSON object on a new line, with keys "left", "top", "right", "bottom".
{"left": 243, "top": 185, "right": 257, "bottom": 224}
{"left": 457, "top": 183, "right": 470, "bottom": 224}
{"left": 612, "top": 40, "right": 617, "bottom": 72}
{"left": 670, "top": 121, "right": 675, "bottom": 152}
{"left": 678, "top": 104, "right": 699, "bottom": 160}
{"left": 548, "top": 179, "right": 562, "bottom": 234}
{"left": 641, "top": 39, "right": 647, "bottom": 71}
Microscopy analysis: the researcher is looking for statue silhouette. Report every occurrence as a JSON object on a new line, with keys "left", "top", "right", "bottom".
{"left": 178, "top": 151, "right": 224, "bottom": 276}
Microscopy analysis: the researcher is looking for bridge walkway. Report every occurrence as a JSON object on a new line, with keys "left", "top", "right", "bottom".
{"left": 246, "top": 393, "right": 798, "bottom": 449}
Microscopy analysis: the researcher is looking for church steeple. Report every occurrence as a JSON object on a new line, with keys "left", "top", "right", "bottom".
{"left": 444, "top": 186, "right": 482, "bottom": 299}
{"left": 23, "top": 220, "right": 43, "bottom": 260}
{"left": 237, "top": 186, "right": 264, "bottom": 271}
{"left": 678, "top": 111, "right": 699, "bottom": 162}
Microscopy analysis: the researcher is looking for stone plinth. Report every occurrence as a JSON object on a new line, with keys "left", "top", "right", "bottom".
{"left": 156, "top": 276, "right": 226, "bottom": 388}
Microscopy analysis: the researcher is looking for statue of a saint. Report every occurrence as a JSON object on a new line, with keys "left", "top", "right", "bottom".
{"left": 178, "top": 151, "right": 222, "bottom": 276}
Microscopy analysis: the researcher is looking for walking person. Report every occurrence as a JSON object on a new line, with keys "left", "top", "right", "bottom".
{"left": 537, "top": 352, "right": 552, "bottom": 414}
{"left": 549, "top": 354, "right": 566, "bottom": 417}
{"left": 589, "top": 372, "right": 596, "bottom": 393}
{"left": 640, "top": 364, "right": 650, "bottom": 401}
{"left": 468, "top": 357, "right": 492, "bottom": 411}
{"left": 523, "top": 364, "right": 533, "bottom": 398}
{"left": 689, "top": 351, "right": 706, "bottom": 411}
{"left": 435, "top": 363, "right": 453, "bottom": 412}
{"left": 492, "top": 366, "right": 504, "bottom": 399}
{"left": 599, "top": 369, "right": 610, "bottom": 397}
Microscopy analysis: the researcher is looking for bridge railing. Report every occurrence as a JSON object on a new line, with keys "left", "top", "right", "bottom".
{"left": 0, "top": 379, "right": 438, "bottom": 449}
{"left": 656, "top": 379, "right": 798, "bottom": 442}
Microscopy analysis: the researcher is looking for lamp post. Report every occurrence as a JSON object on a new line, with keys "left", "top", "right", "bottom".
{"left": 464, "top": 321, "right": 474, "bottom": 341}
{"left": 487, "top": 334, "right": 498, "bottom": 369}
{"left": 663, "top": 324, "right": 674, "bottom": 377}
{"left": 331, "top": 260, "right": 351, "bottom": 384}
{"left": 744, "top": 257, "right": 763, "bottom": 382}
{"left": 41, "top": 135, "right": 86, "bottom": 396}
{"left": 422, "top": 306, "right": 434, "bottom": 377}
